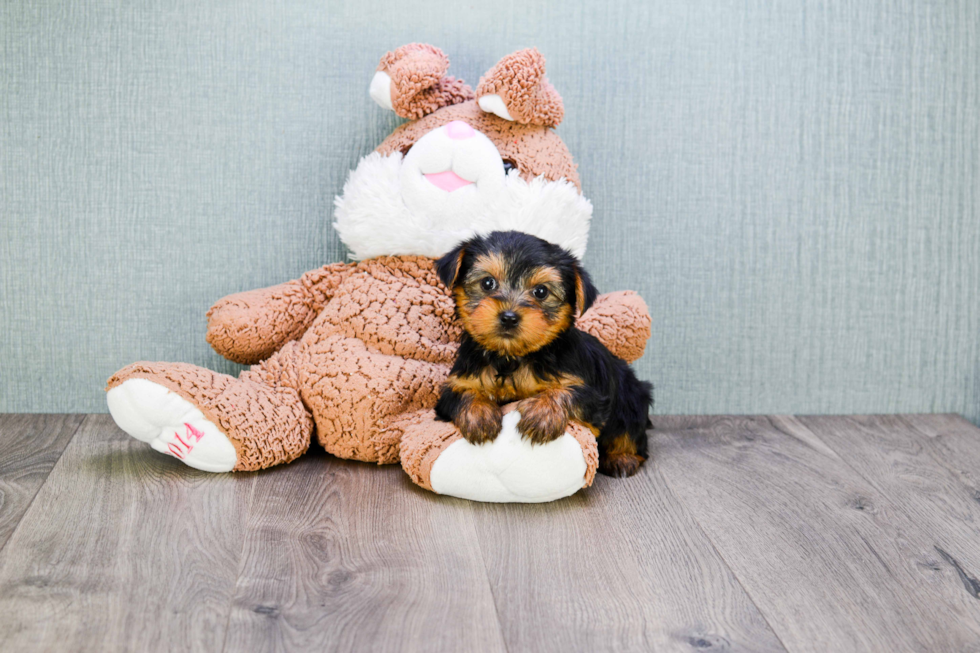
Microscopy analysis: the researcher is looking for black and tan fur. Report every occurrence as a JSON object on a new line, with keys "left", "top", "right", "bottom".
{"left": 434, "top": 231, "right": 653, "bottom": 477}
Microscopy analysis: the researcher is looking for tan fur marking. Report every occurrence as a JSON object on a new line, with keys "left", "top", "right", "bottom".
{"left": 447, "top": 369, "right": 582, "bottom": 405}
{"left": 468, "top": 252, "right": 507, "bottom": 287}
{"left": 516, "top": 387, "right": 576, "bottom": 444}
{"left": 606, "top": 434, "right": 638, "bottom": 457}
{"left": 575, "top": 272, "right": 588, "bottom": 315}
{"left": 526, "top": 266, "right": 563, "bottom": 290}
{"left": 458, "top": 292, "right": 506, "bottom": 349}
{"left": 508, "top": 305, "right": 569, "bottom": 355}
{"left": 454, "top": 394, "right": 503, "bottom": 444}
{"left": 456, "top": 287, "right": 572, "bottom": 357}
{"left": 600, "top": 434, "right": 646, "bottom": 478}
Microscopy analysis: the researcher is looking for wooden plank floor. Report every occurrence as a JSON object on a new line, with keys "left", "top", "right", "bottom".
{"left": 1, "top": 414, "right": 980, "bottom": 652}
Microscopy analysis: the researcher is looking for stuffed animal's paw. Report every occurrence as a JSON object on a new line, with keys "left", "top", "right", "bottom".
{"left": 107, "top": 378, "right": 237, "bottom": 472}
{"left": 401, "top": 409, "right": 599, "bottom": 503}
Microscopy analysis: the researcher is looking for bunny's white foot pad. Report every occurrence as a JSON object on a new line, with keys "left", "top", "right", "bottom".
{"left": 429, "top": 411, "right": 589, "bottom": 503}
{"left": 107, "top": 378, "right": 237, "bottom": 472}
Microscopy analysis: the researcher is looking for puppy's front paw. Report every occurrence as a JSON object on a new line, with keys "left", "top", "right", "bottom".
{"left": 516, "top": 395, "right": 569, "bottom": 445}
{"left": 456, "top": 400, "right": 503, "bottom": 445}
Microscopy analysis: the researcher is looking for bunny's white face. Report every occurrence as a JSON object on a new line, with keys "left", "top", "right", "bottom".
{"left": 333, "top": 129, "right": 591, "bottom": 262}
{"left": 399, "top": 121, "right": 508, "bottom": 230}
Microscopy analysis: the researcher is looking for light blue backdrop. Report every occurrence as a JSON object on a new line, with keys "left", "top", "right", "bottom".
{"left": 2, "top": 1, "right": 978, "bottom": 423}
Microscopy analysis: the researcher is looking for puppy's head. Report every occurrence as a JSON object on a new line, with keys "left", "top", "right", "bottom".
{"left": 436, "top": 231, "right": 597, "bottom": 357}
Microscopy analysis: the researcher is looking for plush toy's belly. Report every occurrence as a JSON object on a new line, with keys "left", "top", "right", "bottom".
{"left": 294, "top": 255, "right": 461, "bottom": 462}
{"left": 307, "top": 255, "right": 460, "bottom": 365}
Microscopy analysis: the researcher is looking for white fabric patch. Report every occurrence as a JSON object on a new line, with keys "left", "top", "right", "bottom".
{"left": 107, "top": 378, "right": 237, "bottom": 473}
{"left": 398, "top": 124, "right": 507, "bottom": 230}
{"left": 333, "top": 152, "right": 592, "bottom": 260}
{"left": 369, "top": 71, "right": 394, "bottom": 111}
{"left": 477, "top": 94, "right": 515, "bottom": 121}
{"left": 429, "top": 411, "right": 588, "bottom": 503}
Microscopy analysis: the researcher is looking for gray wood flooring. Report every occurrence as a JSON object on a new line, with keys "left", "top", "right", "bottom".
{"left": 1, "top": 413, "right": 979, "bottom": 652}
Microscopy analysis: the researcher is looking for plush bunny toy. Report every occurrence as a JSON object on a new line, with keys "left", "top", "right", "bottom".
{"left": 107, "top": 44, "right": 651, "bottom": 503}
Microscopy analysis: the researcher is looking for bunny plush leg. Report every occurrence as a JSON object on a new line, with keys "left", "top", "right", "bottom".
{"left": 107, "top": 374, "right": 238, "bottom": 472}
{"left": 306, "top": 334, "right": 450, "bottom": 465}
{"left": 107, "top": 342, "right": 313, "bottom": 472}
{"left": 397, "top": 406, "right": 599, "bottom": 503}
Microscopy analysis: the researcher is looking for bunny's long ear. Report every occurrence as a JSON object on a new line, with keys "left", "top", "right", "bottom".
{"left": 475, "top": 48, "right": 564, "bottom": 127}
{"left": 369, "top": 44, "right": 474, "bottom": 119}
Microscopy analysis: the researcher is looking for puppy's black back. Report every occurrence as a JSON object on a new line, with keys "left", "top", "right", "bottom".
{"left": 541, "top": 327, "right": 652, "bottom": 463}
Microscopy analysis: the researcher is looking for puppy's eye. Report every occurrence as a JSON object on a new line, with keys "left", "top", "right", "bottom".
{"left": 480, "top": 277, "right": 497, "bottom": 292}
{"left": 502, "top": 159, "right": 518, "bottom": 174}
{"left": 532, "top": 285, "right": 549, "bottom": 300}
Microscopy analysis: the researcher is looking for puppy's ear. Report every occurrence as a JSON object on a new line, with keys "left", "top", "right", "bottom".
{"left": 574, "top": 266, "right": 598, "bottom": 315}
{"left": 436, "top": 244, "right": 467, "bottom": 289}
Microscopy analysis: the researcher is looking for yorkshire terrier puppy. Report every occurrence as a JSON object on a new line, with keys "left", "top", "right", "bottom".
{"left": 434, "top": 230, "right": 653, "bottom": 477}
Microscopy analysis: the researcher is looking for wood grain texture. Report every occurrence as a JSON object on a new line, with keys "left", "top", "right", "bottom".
{"left": 900, "top": 414, "right": 980, "bottom": 503}
{"left": 0, "top": 414, "right": 84, "bottom": 551}
{"left": 472, "top": 468, "right": 787, "bottom": 652}
{"left": 5, "top": 413, "right": 980, "bottom": 652}
{"left": 0, "top": 415, "right": 254, "bottom": 652}
{"left": 224, "top": 452, "right": 506, "bottom": 653}
{"left": 652, "top": 415, "right": 980, "bottom": 652}
{"left": 793, "top": 415, "right": 980, "bottom": 604}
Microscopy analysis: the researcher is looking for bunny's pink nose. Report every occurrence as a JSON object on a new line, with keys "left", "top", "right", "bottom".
{"left": 445, "top": 120, "right": 475, "bottom": 140}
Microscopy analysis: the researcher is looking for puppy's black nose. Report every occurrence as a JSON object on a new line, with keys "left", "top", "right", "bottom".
{"left": 499, "top": 311, "right": 520, "bottom": 329}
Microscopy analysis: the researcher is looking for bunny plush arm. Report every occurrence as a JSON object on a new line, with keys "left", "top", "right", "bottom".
{"left": 205, "top": 262, "right": 353, "bottom": 365}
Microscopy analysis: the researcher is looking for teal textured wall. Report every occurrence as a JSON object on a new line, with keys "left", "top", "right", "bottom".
{"left": 2, "top": 1, "right": 978, "bottom": 422}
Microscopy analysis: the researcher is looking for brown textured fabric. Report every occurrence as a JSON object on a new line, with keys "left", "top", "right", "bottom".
{"left": 567, "top": 421, "right": 600, "bottom": 489}
{"left": 108, "top": 255, "right": 650, "bottom": 473}
{"left": 396, "top": 409, "right": 461, "bottom": 491}
{"left": 376, "top": 101, "right": 580, "bottom": 190}
{"left": 377, "top": 43, "right": 474, "bottom": 119}
{"left": 476, "top": 48, "right": 564, "bottom": 127}
{"left": 577, "top": 290, "right": 652, "bottom": 364}
{"left": 206, "top": 262, "right": 353, "bottom": 365}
